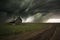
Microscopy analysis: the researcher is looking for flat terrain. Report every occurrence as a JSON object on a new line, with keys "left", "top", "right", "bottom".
{"left": 27, "top": 24, "right": 60, "bottom": 40}
{"left": 0, "top": 23, "right": 60, "bottom": 40}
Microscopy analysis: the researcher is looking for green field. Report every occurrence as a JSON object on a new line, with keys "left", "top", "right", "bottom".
{"left": 0, "top": 23, "right": 51, "bottom": 36}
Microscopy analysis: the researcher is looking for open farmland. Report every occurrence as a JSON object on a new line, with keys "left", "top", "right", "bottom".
{"left": 0, "top": 23, "right": 60, "bottom": 40}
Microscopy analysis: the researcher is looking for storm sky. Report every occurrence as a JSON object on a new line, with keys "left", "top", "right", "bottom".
{"left": 0, "top": 0, "right": 60, "bottom": 23}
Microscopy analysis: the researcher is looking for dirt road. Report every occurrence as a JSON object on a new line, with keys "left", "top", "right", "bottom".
{"left": 27, "top": 25, "right": 60, "bottom": 40}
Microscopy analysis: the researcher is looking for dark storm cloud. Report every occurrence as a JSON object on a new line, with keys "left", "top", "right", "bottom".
{"left": 0, "top": 0, "right": 31, "bottom": 22}
{"left": 0, "top": 0, "right": 60, "bottom": 23}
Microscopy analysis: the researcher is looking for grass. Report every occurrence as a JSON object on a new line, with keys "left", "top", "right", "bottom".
{"left": 0, "top": 23, "right": 50, "bottom": 36}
